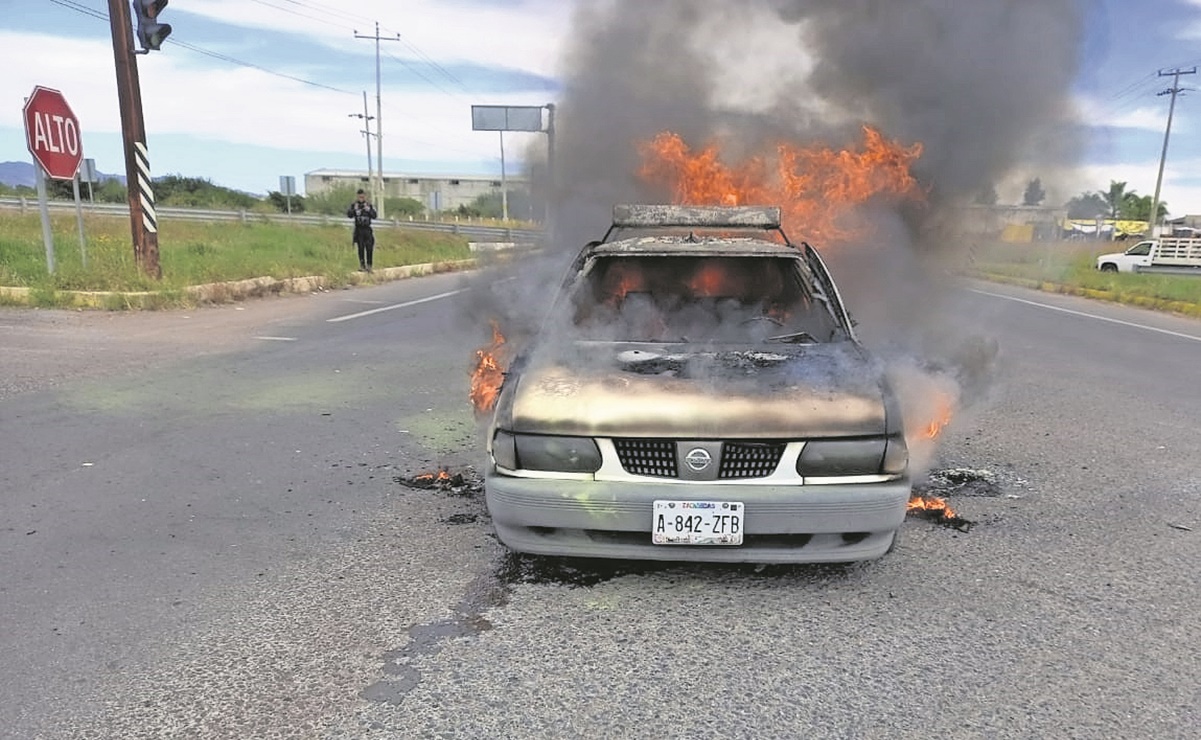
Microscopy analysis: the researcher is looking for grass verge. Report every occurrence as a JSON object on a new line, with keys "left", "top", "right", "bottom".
{"left": 966, "top": 240, "right": 1201, "bottom": 318}
{"left": 0, "top": 210, "right": 472, "bottom": 308}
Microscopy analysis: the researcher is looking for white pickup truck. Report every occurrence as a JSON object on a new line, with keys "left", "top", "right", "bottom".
{"left": 1095, "top": 238, "right": 1201, "bottom": 275}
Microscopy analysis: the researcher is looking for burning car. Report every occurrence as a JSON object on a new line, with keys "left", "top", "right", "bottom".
{"left": 483, "top": 205, "right": 911, "bottom": 563}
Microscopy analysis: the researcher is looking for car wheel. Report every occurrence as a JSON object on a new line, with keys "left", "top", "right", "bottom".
{"left": 884, "top": 528, "right": 901, "bottom": 556}
{"left": 1100, "top": 263, "right": 1118, "bottom": 273}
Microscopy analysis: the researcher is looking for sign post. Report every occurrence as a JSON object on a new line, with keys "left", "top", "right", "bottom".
{"left": 471, "top": 104, "right": 553, "bottom": 224}
{"left": 82, "top": 158, "right": 98, "bottom": 203}
{"left": 32, "top": 154, "right": 56, "bottom": 275}
{"left": 23, "top": 86, "right": 86, "bottom": 275}
{"left": 279, "top": 175, "right": 296, "bottom": 215}
{"left": 72, "top": 172, "right": 88, "bottom": 268}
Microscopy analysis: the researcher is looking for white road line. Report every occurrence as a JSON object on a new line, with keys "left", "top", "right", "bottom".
{"left": 254, "top": 336, "right": 298, "bottom": 342}
{"left": 968, "top": 288, "right": 1201, "bottom": 343}
{"left": 326, "top": 288, "right": 469, "bottom": 323}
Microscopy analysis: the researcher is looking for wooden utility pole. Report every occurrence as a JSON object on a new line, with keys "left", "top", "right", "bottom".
{"left": 107, "top": 0, "right": 160, "bottom": 278}
{"left": 1148, "top": 67, "right": 1196, "bottom": 238}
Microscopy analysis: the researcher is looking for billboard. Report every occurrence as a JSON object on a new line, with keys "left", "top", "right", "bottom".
{"left": 471, "top": 105, "right": 544, "bottom": 132}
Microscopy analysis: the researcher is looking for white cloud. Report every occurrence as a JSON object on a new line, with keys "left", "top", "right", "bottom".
{"left": 0, "top": 29, "right": 552, "bottom": 169}
{"left": 179, "top": 0, "right": 572, "bottom": 78}
{"left": 1056, "top": 156, "right": 1201, "bottom": 216}
{"left": 1074, "top": 95, "right": 1169, "bottom": 132}
{"left": 1175, "top": 0, "right": 1201, "bottom": 38}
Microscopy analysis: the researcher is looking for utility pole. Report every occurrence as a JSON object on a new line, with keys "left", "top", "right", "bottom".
{"left": 1148, "top": 67, "right": 1195, "bottom": 237}
{"left": 354, "top": 22, "right": 400, "bottom": 219}
{"left": 107, "top": 0, "right": 161, "bottom": 278}
{"left": 348, "top": 91, "right": 376, "bottom": 201}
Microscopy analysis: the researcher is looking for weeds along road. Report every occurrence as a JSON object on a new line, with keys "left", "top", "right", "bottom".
{"left": 0, "top": 270, "right": 1198, "bottom": 739}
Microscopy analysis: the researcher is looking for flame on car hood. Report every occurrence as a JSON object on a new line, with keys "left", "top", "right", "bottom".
{"left": 505, "top": 342, "right": 891, "bottom": 438}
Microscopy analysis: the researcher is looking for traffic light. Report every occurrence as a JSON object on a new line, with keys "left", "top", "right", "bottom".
{"left": 134, "top": 0, "right": 172, "bottom": 51}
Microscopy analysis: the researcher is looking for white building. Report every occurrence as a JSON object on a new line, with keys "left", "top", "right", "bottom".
{"left": 304, "top": 169, "right": 528, "bottom": 212}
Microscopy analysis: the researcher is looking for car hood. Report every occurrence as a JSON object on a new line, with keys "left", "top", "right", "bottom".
{"left": 503, "top": 342, "right": 891, "bottom": 439}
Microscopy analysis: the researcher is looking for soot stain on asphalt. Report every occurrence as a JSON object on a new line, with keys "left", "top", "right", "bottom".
{"left": 360, "top": 562, "right": 508, "bottom": 706}
{"left": 363, "top": 461, "right": 950, "bottom": 703}
{"left": 392, "top": 467, "right": 483, "bottom": 499}
{"left": 918, "top": 467, "right": 1003, "bottom": 498}
{"left": 495, "top": 552, "right": 671, "bottom": 587}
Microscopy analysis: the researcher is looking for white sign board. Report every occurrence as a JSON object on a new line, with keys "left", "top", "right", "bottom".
{"left": 471, "top": 105, "right": 544, "bottom": 132}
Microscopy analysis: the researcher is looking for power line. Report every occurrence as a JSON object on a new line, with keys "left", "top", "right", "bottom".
{"left": 240, "top": 0, "right": 472, "bottom": 96}
{"left": 44, "top": 0, "right": 356, "bottom": 95}
{"left": 380, "top": 25, "right": 471, "bottom": 93}
{"left": 245, "top": 0, "right": 357, "bottom": 33}
{"left": 1108, "top": 73, "right": 1160, "bottom": 104}
{"left": 167, "top": 38, "right": 356, "bottom": 94}
{"left": 383, "top": 49, "right": 463, "bottom": 99}
{"left": 46, "top": 0, "right": 107, "bottom": 22}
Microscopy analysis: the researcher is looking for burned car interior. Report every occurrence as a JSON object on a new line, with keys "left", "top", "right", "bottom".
{"left": 570, "top": 254, "right": 844, "bottom": 344}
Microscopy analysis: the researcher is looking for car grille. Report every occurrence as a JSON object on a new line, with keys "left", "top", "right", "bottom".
{"left": 613, "top": 440, "right": 785, "bottom": 480}
{"left": 718, "top": 442, "right": 786, "bottom": 479}
{"left": 613, "top": 439, "right": 677, "bottom": 478}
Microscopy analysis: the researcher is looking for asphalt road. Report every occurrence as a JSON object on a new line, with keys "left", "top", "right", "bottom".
{"left": 1, "top": 271, "right": 1198, "bottom": 739}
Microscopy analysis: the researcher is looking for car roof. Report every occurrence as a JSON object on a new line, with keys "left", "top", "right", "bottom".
{"left": 583, "top": 235, "right": 803, "bottom": 259}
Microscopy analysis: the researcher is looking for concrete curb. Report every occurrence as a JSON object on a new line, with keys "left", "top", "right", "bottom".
{"left": 0, "top": 259, "right": 478, "bottom": 310}
{"left": 971, "top": 271, "right": 1201, "bottom": 319}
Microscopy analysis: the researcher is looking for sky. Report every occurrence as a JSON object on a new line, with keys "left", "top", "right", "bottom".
{"left": 2, "top": 0, "right": 1201, "bottom": 214}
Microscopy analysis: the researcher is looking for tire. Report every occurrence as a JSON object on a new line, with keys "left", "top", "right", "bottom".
{"left": 884, "top": 528, "right": 902, "bottom": 556}
{"left": 1100, "top": 263, "right": 1118, "bottom": 273}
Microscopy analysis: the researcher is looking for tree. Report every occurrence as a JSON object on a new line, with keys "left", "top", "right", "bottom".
{"left": 1101, "top": 180, "right": 1129, "bottom": 219}
{"left": 43, "top": 177, "right": 126, "bottom": 203}
{"left": 973, "top": 184, "right": 999, "bottom": 206}
{"left": 1022, "top": 178, "right": 1046, "bottom": 206}
{"left": 384, "top": 196, "right": 425, "bottom": 219}
{"left": 304, "top": 183, "right": 362, "bottom": 216}
{"left": 267, "top": 190, "right": 306, "bottom": 213}
{"left": 152, "top": 175, "right": 258, "bottom": 209}
{"left": 1119, "top": 193, "right": 1168, "bottom": 222}
{"left": 461, "top": 190, "right": 538, "bottom": 220}
{"left": 1065, "top": 191, "right": 1108, "bottom": 219}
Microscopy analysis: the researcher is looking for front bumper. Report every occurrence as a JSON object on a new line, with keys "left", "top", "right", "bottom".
{"left": 484, "top": 474, "right": 910, "bottom": 563}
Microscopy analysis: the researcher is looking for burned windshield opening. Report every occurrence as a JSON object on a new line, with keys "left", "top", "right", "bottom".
{"left": 570, "top": 255, "right": 842, "bottom": 343}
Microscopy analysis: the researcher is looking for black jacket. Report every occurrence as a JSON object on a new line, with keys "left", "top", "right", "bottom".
{"left": 347, "top": 201, "right": 377, "bottom": 229}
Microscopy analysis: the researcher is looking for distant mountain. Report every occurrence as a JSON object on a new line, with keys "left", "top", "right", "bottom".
{"left": 0, "top": 160, "right": 125, "bottom": 187}
{"left": 0, "top": 161, "right": 36, "bottom": 188}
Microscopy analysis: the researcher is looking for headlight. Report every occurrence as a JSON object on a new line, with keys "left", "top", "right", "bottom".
{"left": 492, "top": 430, "right": 518, "bottom": 470}
{"left": 882, "top": 435, "right": 908, "bottom": 475}
{"left": 491, "top": 431, "right": 602, "bottom": 473}
{"left": 797, "top": 438, "right": 891, "bottom": 477}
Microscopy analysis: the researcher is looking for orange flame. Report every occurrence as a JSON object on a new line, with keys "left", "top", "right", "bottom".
{"left": 907, "top": 494, "right": 958, "bottom": 518}
{"left": 469, "top": 320, "right": 508, "bottom": 414}
{"left": 415, "top": 470, "right": 453, "bottom": 483}
{"left": 923, "top": 395, "right": 955, "bottom": 440}
{"left": 638, "top": 126, "right": 924, "bottom": 246}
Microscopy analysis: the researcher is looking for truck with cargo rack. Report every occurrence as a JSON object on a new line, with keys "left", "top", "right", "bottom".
{"left": 1095, "top": 238, "right": 1201, "bottom": 275}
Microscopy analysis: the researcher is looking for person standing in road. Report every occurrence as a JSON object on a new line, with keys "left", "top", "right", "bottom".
{"left": 347, "top": 188, "right": 378, "bottom": 272}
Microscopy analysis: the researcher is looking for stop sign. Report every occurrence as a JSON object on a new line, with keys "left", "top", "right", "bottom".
{"left": 23, "top": 86, "right": 83, "bottom": 181}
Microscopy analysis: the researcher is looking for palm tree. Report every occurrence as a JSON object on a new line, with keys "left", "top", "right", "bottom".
{"left": 1102, "top": 180, "right": 1129, "bottom": 219}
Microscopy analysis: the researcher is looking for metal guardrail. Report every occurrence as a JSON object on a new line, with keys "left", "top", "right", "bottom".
{"left": 0, "top": 196, "right": 542, "bottom": 242}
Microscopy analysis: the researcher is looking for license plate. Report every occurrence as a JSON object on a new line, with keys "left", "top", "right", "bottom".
{"left": 652, "top": 500, "right": 744, "bottom": 545}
